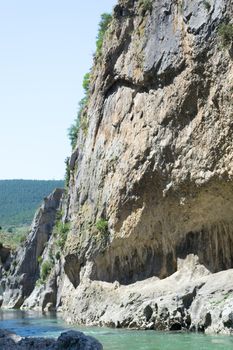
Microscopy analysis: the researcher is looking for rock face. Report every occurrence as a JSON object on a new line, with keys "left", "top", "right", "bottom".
{"left": 2, "top": 0, "right": 233, "bottom": 336}
{"left": 1, "top": 188, "right": 63, "bottom": 308}
{"left": 58, "top": 0, "right": 233, "bottom": 334}
{"left": 62, "top": 0, "right": 233, "bottom": 289}
{"left": 62, "top": 254, "right": 233, "bottom": 334}
{"left": 0, "top": 329, "right": 103, "bottom": 350}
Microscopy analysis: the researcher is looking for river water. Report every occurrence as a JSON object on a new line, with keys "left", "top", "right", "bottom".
{"left": 0, "top": 310, "right": 233, "bottom": 349}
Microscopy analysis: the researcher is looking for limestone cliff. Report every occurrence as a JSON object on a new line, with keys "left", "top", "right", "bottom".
{"left": 1, "top": 189, "right": 63, "bottom": 308}
{"left": 65, "top": 0, "right": 233, "bottom": 286}
{"left": 2, "top": 0, "right": 233, "bottom": 335}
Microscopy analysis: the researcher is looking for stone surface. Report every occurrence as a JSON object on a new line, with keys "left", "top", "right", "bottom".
{"left": 1, "top": 188, "right": 63, "bottom": 308}
{"left": 0, "top": 329, "right": 103, "bottom": 350}
{"left": 1, "top": 0, "right": 233, "bottom": 336}
{"left": 61, "top": 255, "right": 233, "bottom": 334}
{"left": 62, "top": 0, "right": 233, "bottom": 288}
{"left": 58, "top": 0, "right": 233, "bottom": 332}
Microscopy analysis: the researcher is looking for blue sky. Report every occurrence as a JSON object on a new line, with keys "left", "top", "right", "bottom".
{"left": 0, "top": 0, "right": 116, "bottom": 180}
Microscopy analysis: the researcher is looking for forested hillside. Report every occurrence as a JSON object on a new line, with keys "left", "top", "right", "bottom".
{"left": 0, "top": 180, "right": 64, "bottom": 227}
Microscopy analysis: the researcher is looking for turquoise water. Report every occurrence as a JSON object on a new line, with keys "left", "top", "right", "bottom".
{"left": 0, "top": 310, "right": 233, "bottom": 349}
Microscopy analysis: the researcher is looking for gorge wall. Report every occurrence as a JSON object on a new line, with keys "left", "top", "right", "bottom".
{"left": 64, "top": 0, "right": 233, "bottom": 285}
{"left": 1, "top": 0, "right": 233, "bottom": 334}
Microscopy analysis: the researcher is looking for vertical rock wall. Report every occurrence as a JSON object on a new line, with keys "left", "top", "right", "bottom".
{"left": 63, "top": 0, "right": 233, "bottom": 286}
{"left": 1, "top": 189, "right": 63, "bottom": 308}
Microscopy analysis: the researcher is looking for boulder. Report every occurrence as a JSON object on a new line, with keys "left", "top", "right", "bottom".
{"left": 0, "top": 329, "right": 103, "bottom": 350}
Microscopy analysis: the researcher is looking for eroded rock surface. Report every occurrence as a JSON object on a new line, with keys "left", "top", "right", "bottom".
{"left": 62, "top": 0, "right": 233, "bottom": 288}
{"left": 61, "top": 255, "right": 233, "bottom": 334}
{"left": 57, "top": 0, "right": 233, "bottom": 333}
{"left": 1, "top": 188, "right": 63, "bottom": 308}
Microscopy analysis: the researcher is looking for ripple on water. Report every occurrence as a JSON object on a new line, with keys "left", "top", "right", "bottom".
{"left": 0, "top": 310, "right": 233, "bottom": 350}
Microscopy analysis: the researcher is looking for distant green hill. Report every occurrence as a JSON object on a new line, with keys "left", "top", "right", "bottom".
{"left": 0, "top": 180, "right": 64, "bottom": 228}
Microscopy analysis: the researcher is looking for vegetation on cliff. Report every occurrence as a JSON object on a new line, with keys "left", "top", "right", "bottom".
{"left": 95, "top": 218, "right": 109, "bottom": 235}
{"left": 0, "top": 226, "right": 29, "bottom": 249}
{"left": 96, "top": 13, "right": 112, "bottom": 57}
{"left": 218, "top": 23, "right": 233, "bottom": 48}
{"left": 68, "top": 12, "right": 112, "bottom": 150}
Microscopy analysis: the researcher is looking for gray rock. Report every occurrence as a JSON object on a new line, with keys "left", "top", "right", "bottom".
{"left": 53, "top": 331, "right": 103, "bottom": 350}
{"left": 0, "top": 330, "right": 103, "bottom": 350}
{"left": 2, "top": 188, "right": 63, "bottom": 308}
{"left": 60, "top": 255, "right": 233, "bottom": 334}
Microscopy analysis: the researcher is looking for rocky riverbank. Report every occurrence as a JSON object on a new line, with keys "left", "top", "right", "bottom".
{"left": 61, "top": 254, "right": 233, "bottom": 335}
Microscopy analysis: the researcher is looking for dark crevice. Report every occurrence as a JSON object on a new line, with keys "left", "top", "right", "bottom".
{"left": 144, "top": 305, "right": 153, "bottom": 322}
{"left": 103, "top": 58, "right": 187, "bottom": 103}
{"left": 104, "top": 79, "right": 149, "bottom": 101}
{"left": 182, "top": 288, "right": 197, "bottom": 309}
{"left": 204, "top": 312, "right": 212, "bottom": 328}
{"left": 170, "top": 323, "right": 182, "bottom": 331}
{"left": 93, "top": 245, "right": 170, "bottom": 285}
{"left": 176, "top": 228, "right": 233, "bottom": 273}
{"left": 64, "top": 254, "right": 82, "bottom": 288}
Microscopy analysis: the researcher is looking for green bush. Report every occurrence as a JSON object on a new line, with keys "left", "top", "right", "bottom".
{"left": 19, "top": 233, "right": 27, "bottom": 245}
{"left": 55, "top": 221, "right": 70, "bottom": 249}
{"left": 95, "top": 218, "right": 108, "bottom": 234}
{"left": 58, "top": 222, "right": 70, "bottom": 235}
{"left": 37, "top": 255, "right": 43, "bottom": 265}
{"left": 41, "top": 260, "right": 52, "bottom": 281}
{"left": 96, "top": 13, "right": 112, "bottom": 57}
{"left": 68, "top": 13, "right": 113, "bottom": 150}
{"left": 64, "top": 157, "right": 70, "bottom": 188}
{"left": 56, "top": 209, "right": 63, "bottom": 221}
{"left": 68, "top": 96, "right": 89, "bottom": 149}
{"left": 68, "top": 122, "right": 79, "bottom": 150}
{"left": 36, "top": 279, "right": 43, "bottom": 287}
{"left": 218, "top": 23, "right": 233, "bottom": 48}
{"left": 82, "top": 73, "right": 90, "bottom": 95}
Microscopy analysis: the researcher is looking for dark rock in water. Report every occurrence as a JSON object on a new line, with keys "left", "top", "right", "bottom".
{"left": 0, "top": 329, "right": 20, "bottom": 349}
{"left": 0, "top": 329, "right": 103, "bottom": 350}
{"left": 53, "top": 331, "right": 103, "bottom": 350}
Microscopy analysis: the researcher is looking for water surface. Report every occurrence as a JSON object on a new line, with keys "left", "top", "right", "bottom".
{"left": 0, "top": 310, "right": 232, "bottom": 350}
